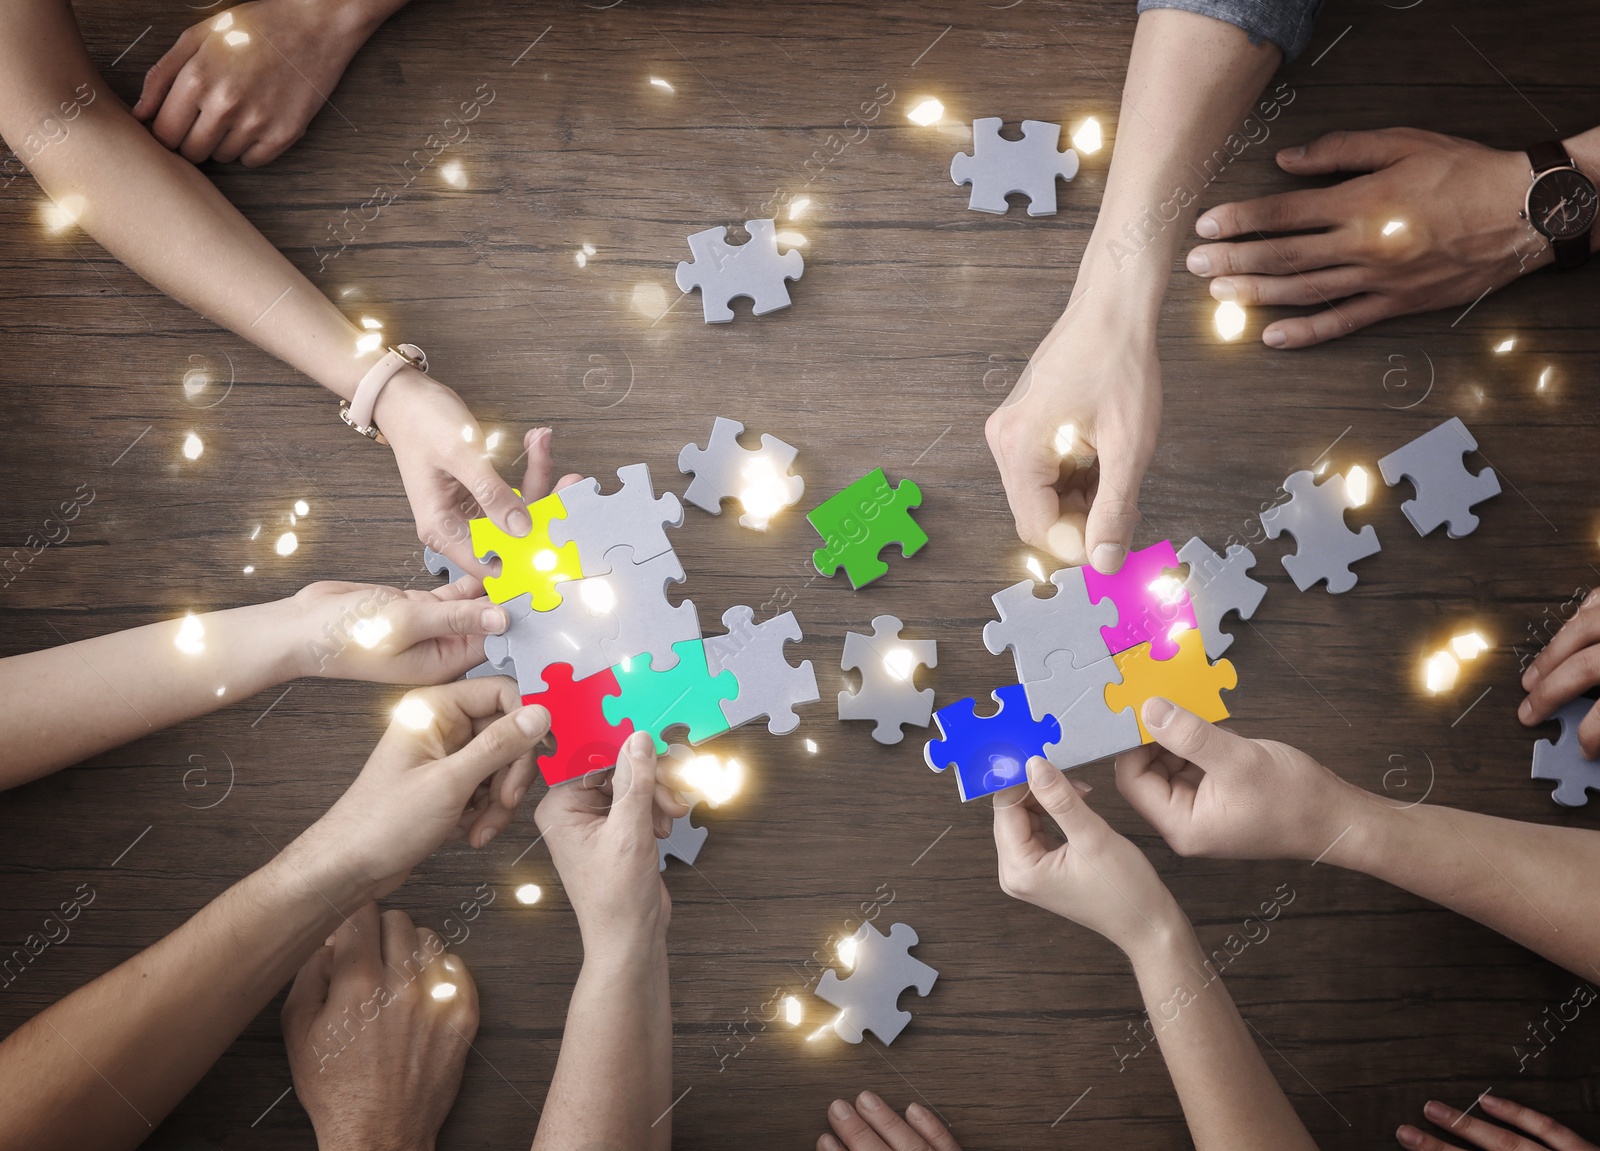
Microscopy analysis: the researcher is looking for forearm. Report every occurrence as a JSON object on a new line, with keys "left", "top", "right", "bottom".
{"left": 1328, "top": 793, "right": 1600, "bottom": 977}
{"left": 1130, "top": 918, "right": 1317, "bottom": 1151}
{"left": 0, "top": 599, "right": 302, "bottom": 786}
{"left": 0, "top": 836, "right": 368, "bottom": 1151}
{"left": 533, "top": 937, "right": 673, "bottom": 1151}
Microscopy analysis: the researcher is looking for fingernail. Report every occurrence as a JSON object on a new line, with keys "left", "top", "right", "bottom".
{"left": 1143, "top": 697, "right": 1176, "bottom": 729}
{"left": 829, "top": 1100, "right": 853, "bottom": 1121}
{"left": 1281, "top": 144, "right": 1306, "bottom": 162}
{"left": 819, "top": 1137, "right": 843, "bottom": 1151}
{"left": 482, "top": 607, "right": 507, "bottom": 633}
{"left": 1523, "top": 664, "right": 1541, "bottom": 688}
{"left": 1070, "top": 777, "right": 1093, "bottom": 794}
{"left": 511, "top": 786, "right": 527, "bottom": 806}
{"left": 325, "top": 935, "right": 336, "bottom": 947}
{"left": 1395, "top": 1126, "right": 1422, "bottom": 1149}
{"left": 1518, "top": 699, "right": 1533, "bottom": 723}
{"left": 1187, "top": 249, "right": 1211, "bottom": 274}
{"left": 514, "top": 705, "right": 544, "bottom": 735}
{"left": 629, "top": 730, "right": 654, "bottom": 755}
{"left": 507, "top": 508, "right": 533, "bottom": 536}
{"left": 1211, "top": 279, "right": 1237, "bottom": 301}
{"left": 478, "top": 827, "right": 498, "bottom": 847}
{"left": 858, "top": 1091, "right": 883, "bottom": 1111}
{"left": 1091, "top": 543, "right": 1125, "bottom": 574}
{"left": 1422, "top": 1101, "right": 1451, "bottom": 1124}
{"left": 906, "top": 1103, "right": 927, "bottom": 1122}
{"left": 1195, "top": 216, "right": 1220, "bottom": 239}
{"left": 1264, "top": 329, "right": 1288, "bottom": 348}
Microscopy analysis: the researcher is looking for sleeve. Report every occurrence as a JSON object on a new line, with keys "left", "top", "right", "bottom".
{"left": 1135, "top": 0, "right": 1326, "bottom": 63}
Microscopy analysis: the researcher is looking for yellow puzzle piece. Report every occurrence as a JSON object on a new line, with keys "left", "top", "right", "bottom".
{"left": 469, "top": 490, "right": 581, "bottom": 610}
{"left": 1104, "top": 627, "right": 1236, "bottom": 743}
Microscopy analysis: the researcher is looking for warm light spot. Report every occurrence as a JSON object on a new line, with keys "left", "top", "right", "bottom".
{"left": 1451, "top": 632, "right": 1489, "bottom": 660}
{"left": 836, "top": 934, "right": 859, "bottom": 971}
{"left": 213, "top": 11, "right": 234, "bottom": 28}
{"left": 355, "top": 332, "right": 382, "bottom": 355}
{"left": 360, "top": 316, "right": 383, "bottom": 330}
{"left": 579, "top": 577, "right": 616, "bottom": 614}
{"left": 440, "top": 161, "right": 467, "bottom": 188}
{"left": 430, "top": 982, "right": 457, "bottom": 1001}
{"left": 1025, "top": 555, "right": 1046, "bottom": 582}
{"left": 182, "top": 432, "right": 204, "bottom": 460}
{"left": 804, "top": 738, "right": 818, "bottom": 754}
{"left": 738, "top": 460, "right": 793, "bottom": 529}
{"left": 1167, "top": 621, "right": 1191, "bottom": 641}
{"left": 1315, "top": 460, "right": 1329, "bottom": 476}
{"left": 1054, "top": 423, "right": 1080, "bottom": 457}
{"left": 223, "top": 30, "right": 251, "bottom": 47}
{"left": 678, "top": 754, "right": 744, "bottom": 807}
{"left": 1214, "top": 300, "right": 1246, "bottom": 341}
{"left": 907, "top": 98, "right": 944, "bottom": 126}
{"left": 461, "top": 425, "right": 475, "bottom": 443}
{"left": 485, "top": 431, "right": 502, "bottom": 452}
{"left": 216, "top": 686, "right": 226, "bottom": 696}
{"left": 289, "top": 512, "right": 297, "bottom": 526}
{"left": 351, "top": 617, "right": 392, "bottom": 650}
{"left": 1537, "top": 366, "right": 1552, "bottom": 392}
{"left": 42, "top": 194, "right": 86, "bottom": 233}
{"left": 788, "top": 196, "right": 812, "bottom": 220}
{"left": 293, "top": 500, "right": 310, "bottom": 517}
{"left": 1494, "top": 338, "right": 1516, "bottom": 354}
{"left": 275, "top": 531, "right": 299, "bottom": 557}
{"left": 583, "top": 243, "right": 596, "bottom": 256}
{"left": 249, "top": 525, "right": 262, "bottom": 540}
{"left": 533, "top": 549, "right": 558, "bottom": 572}
{"left": 808, "top": 1014, "right": 844, "bottom": 1042}
{"left": 242, "top": 565, "right": 255, "bottom": 574}
{"left": 1148, "top": 574, "right": 1186, "bottom": 605}
{"left": 1381, "top": 219, "right": 1404, "bottom": 236}
{"left": 394, "top": 697, "right": 435, "bottom": 730}
{"left": 1345, "top": 465, "right": 1370, "bottom": 507}
{"left": 575, "top": 251, "right": 588, "bottom": 268}
{"left": 1423, "top": 651, "right": 1459, "bottom": 694}
{"left": 784, "top": 995, "right": 803, "bottom": 1026}
{"left": 649, "top": 76, "right": 674, "bottom": 92}
{"left": 175, "top": 614, "right": 206, "bottom": 655}
{"left": 631, "top": 281, "right": 669, "bottom": 319}
{"left": 515, "top": 883, "right": 542, "bottom": 905}
{"left": 774, "top": 230, "right": 807, "bottom": 249}
{"left": 1070, "top": 117, "right": 1102, "bottom": 155}
{"left": 884, "top": 648, "right": 917, "bottom": 682}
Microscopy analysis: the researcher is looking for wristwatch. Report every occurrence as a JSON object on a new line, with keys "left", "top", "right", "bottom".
{"left": 1521, "top": 141, "right": 1598, "bottom": 270}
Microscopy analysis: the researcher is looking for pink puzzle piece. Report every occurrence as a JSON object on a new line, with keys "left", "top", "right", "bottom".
{"left": 1082, "top": 540, "right": 1197, "bottom": 661}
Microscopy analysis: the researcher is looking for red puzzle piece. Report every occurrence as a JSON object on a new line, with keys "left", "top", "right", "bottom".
{"left": 522, "top": 663, "right": 634, "bottom": 786}
{"left": 1082, "top": 540, "right": 1198, "bottom": 660}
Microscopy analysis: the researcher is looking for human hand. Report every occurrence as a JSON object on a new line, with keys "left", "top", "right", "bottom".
{"left": 133, "top": 0, "right": 405, "bottom": 166}
{"left": 1188, "top": 129, "right": 1540, "bottom": 348}
{"left": 288, "top": 577, "right": 505, "bottom": 684}
{"left": 1521, "top": 590, "right": 1600, "bottom": 755}
{"left": 1397, "top": 1094, "right": 1597, "bottom": 1151}
{"left": 992, "top": 756, "right": 1181, "bottom": 958}
{"left": 1115, "top": 699, "right": 1364, "bottom": 862}
{"left": 535, "top": 731, "right": 688, "bottom": 957}
{"left": 283, "top": 903, "right": 477, "bottom": 1151}
{"left": 818, "top": 1091, "right": 961, "bottom": 1151}
{"left": 297, "top": 678, "right": 546, "bottom": 896}
{"left": 985, "top": 299, "right": 1160, "bottom": 571}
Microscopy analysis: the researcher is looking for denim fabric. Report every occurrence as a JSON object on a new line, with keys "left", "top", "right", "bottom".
{"left": 1136, "top": 0, "right": 1326, "bottom": 62}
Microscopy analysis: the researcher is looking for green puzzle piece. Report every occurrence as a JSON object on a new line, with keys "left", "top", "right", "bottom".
{"left": 601, "top": 639, "right": 736, "bottom": 752}
{"left": 807, "top": 467, "right": 927, "bottom": 589}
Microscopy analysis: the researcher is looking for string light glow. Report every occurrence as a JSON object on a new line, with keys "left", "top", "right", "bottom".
{"left": 430, "top": 983, "right": 458, "bottom": 1001}
{"left": 738, "top": 460, "right": 793, "bottom": 529}
{"left": 784, "top": 995, "right": 803, "bottom": 1026}
{"left": 1450, "top": 631, "right": 1489, "bottom": 659}
{"left": 788, "top": 196, "right": 812, "bottom": 220}
{"left": 394, "top": 697, "right": 435, "bottom": 730}
{"left": 907, "top": 98, "right": 944, "bottom": 126}
{"left": 1423, "top": 651, "right": 1458, "bottom": 694}
{"left": 774, "top": 231, "right": 808, "bottom": 249}
{"left": 515, "top": 883, "right": 543, "bottom": 905}
{"left": 1070, "top": 117, "right": 1103, "bottom": 155}
{"left": 275, "top": 531, "right": 299, "bottom": 557}
{"left": 182, "top": 432, "right": 204, "bottom": 460}
{"left": 804, "top": 739, "right": 818, "bottom": 754}
{"left": 1344, "top": 465, "right": 1371, "bottom": 507}
{"left": 836, "top": 934, "right": 859, "bottom": 971}
{"left": 294, "top": 500, "right": 310, "bottom": 516}
{"left": 1538, "top": 366, "right": 1552, "bottom": 392}
{"left": 1381, "top": 220, "right": 1404, "bottom": 236}
{"left": 1025, "top": 555, "right": 1046, "bottom": 581}
{"left": 1214, "top": 300, "right": 1247, "bottom": 341}
{"left": 677, "top": 754, "right": 744, "bottom": 807}
{"left": 579, "top": 576, "right": 617, "bottom": 613}
{"left": 649, "top": 76, "right": 674, "bottom": 92}
{"left": 440, "top": 161, "right": 467, "bottom": 188}
{"left": 351, "top": 617, "right": 392, "bottom": 649}
{"left": 223, "top": 30, "right": 250, "bottom": 46}
{"left": 42, "top": 194, "right": 86, "bottom": 233}
{"left": 1494, "top": 338, "right": 1516, "bottom": 353}
{"left": 174, "top": 614, "right": 206, "bottom": 655}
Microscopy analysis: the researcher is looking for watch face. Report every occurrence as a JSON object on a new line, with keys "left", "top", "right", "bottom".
{"left": 1527, "top": 167, "right": 1599, "bottom": 240}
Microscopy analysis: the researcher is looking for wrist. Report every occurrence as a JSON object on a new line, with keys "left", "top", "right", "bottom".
{"left": 321, "top": 0, "right": 411, "bottom": 39}
{"left": 1315, "top": 782, "right": 1395, "bottom": 872}
{"left": 279, "top": 818, "right": 384, "bottom": 913}
{"left": 368, "top": 364, "right": 433, "bottom": 441}
{"left": 1117, "top": 894, "right": 1194, "bottom": 969}
{"left": 580, "top": 924, "right": 671, "bottom": 972}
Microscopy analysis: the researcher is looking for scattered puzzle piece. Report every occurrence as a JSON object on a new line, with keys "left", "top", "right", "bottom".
{"left": 549, "top": 463, "right": 683, "bottom": 573}
{"left": 983, "top": 566, "right": 1115, "bottom": 683}
{"left": 602, "top": 639, "right": 737, "bottom": 752}
{"left": 470, "top": 490, "right": 582, "bottom": 610}
{"left": 809, "top": 468, "right": 927, "bottom": 589}
{"left": 815, "top": 922, "right": 938, "bottom": 1045}
{"left": 675, "top": 219, "right": 804, "bottom": 323}
{"left": 1531, "top": 698, "right": 1600, "bottom": 807}
{"left": 522, "top": 663, "right": 635, "bottom": 787}
{"left": 950, "top": 118, "right": 1080, "bottom": 216}
{"left": 704, "top": 605, "right": 819, "bottom": 734}
{"left": 1082, "top": 540, "right": 1197, "bottom": 660}
{"left": 1025, "top": 650, "right": 1140, "bottom": 768}
{"left": 677, "top": 416, "right": 805, "bottom": 529}
{"left": 596, "top": 544, "right": 700, "bottom": 671}
{"left": 838, "top": 615, "right": 937, "bottom": 744}
{"left": 1178, "top": 536, "right": 1267, "bottom": 659}
{"left": 1104, "top": 629, "right": 1236, "bottom": 744}
{"left": 926, "top": 683, "right": 1062, "bottom": 801}
{"left": 483, "top": 589, "right": 619, "bottom": 696}
{"left": 1259, "top": 470, "right": 1381, "bottom": 594}
{"left": 1378, "top": 416, "right": 1501, "bottom": 539}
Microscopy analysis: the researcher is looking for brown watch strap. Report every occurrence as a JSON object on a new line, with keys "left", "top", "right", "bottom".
{"left": 1527, "top": 139, "right": 1570, "bottom": 173}
{"left": 1525, "top": 140, "right": 1591, "bottom": 269}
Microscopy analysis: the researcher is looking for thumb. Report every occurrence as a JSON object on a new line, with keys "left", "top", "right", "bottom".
{"left": 1142, "top": 697, "right": 1252, "bottom": 771}
{"left": 610, "top": 730, "right": 659, "bottom": 826}
{"left": 132, "top": 25, "right": 203, "bottom": 120}
{"left": 391, "top": 595, "right": 508, "bottom": 647}
{"left": 438, "top": 704, "right": 548, "bottom": 795}
{"left": 1084, "top": 431, "right": 1149, "bottom": 575}
{"left": 1278, "top": 129, "right": 1414, "bottom": 175}
{"left": 986, "top": 413, "right": 1066, "bottom": 556}
{"left": 280, "top": 943, "right": 333, "bottom": 1042}
{"left": 1025, "top": 756, "right": 1106, "bottom": 846}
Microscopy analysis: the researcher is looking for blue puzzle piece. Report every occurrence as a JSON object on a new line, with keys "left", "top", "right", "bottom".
{"left": 1532, "top": 697, "right": 1600, "bottom": 807}
{"left": 924, "top": 683, "right": 1062, "bottom": 802}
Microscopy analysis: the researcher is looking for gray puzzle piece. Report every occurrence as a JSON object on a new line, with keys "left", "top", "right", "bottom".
{"left": 704, "top": 605, "right": 819, "bottom": 734}
{"left": 677, "top": 416, "right": 804, "bottom": 527}
{"left": 950, "top": 118, "right": 1080, "bottom": 216}
{"left": 1378, "top": 417, "right": 1501, "bottom": 539}
{"left": 816, "top": 921, "right": 938, "bottom": 1045}
{"left": 838, "top": 615, "right": 937, "bottom": 745}
{"left": 597, "top": 544, "right": 700, "bottom": 671}
{"left": 422, "top": 547, "right": 500, "bottom": 679}
{"left": 549, "top": 463, "right": 683, "bottom": 574}
{"left": 675, "top": 219, "right": 804, "bottom": 323}
{"left": 1259, "top": 470, "right": 1381, "bottom": 594}
{"left": 482, "top": 589, "right": 619, "bottom": 696}
{"left": 1178, "top": 536, "right": 1268, "bottom": 659}
{"left": 1532, "top": 698, "right": 1600, "bottom": 807}
{"left": 983, "top": 566, "right": 1115, "bottom": 683}
{"left": 1025, "top": 650, "right": 1140, "bottom": 768}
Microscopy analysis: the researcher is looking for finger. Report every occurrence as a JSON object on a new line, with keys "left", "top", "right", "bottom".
{"left": 655, "top": 780, "right": 690, "bottom": 821}
{"left": 1519, "top": 646, "right": 1600, "bottom": 727}
{"left": 1277, "top": 128, "right": 1420, "bottom": 176}
{"left": 148, "top": 72, "right": 204, "bottom": 151}
{"left": 1211, "top": 265, "right": 1369, "bottom": 308}
{"left": 412, "top": 675, "right": 530, "bottom": 731}
{"left": 330, "top": 901, "right": 383, "bottom": 985}
{"left": 378, "top": 908, "right": 420, "bottom": 980}
{"left": 1083, "top": 427, "right": 1150, "bottom": 574}
{"left": 1187, "top": 231, "right": 1351, "bottom": 279}
{"left": 1396, "top": 1125, "right": 1466, "bottom": 1151}
{"left": 855, "top": 1091, "right": 937, "bottom": 1151}
{"left": 1478, "top": 1093, "right": 1595, "bottom": 1151}
{"left": 1263, "top": 293, "right": 1400, "bottom": 349}
{"left": 211, "top": 123, "right": 257, "bottom": 166}
{"left": 612, "top": 730, "right": 661, "bottom": 826}
{"left": 389, "top": 594, "right": 509, "bottom": 649}
{"left": 1524, "top": 598, "right": 1600, "bottom": 688}
{"left": 418, "top": 928, "right": 481, "bottom": 1035}
{"left": 132, "top": 24, "right": 204, "bottom": 120}
{"left": 992, "top": 780, "right": 1046, "bottom": 871}
{"left": 984, "top": 403, "right": 1068, "bottom": 556}
{"left": 178, "top": 107, "right": 232, "bottom": 164}
{"left": 1025, "top": 756, "right": 1110, "bottom": 848}
{"left": 555, "top": 472, "right": 584, "bottom": 491}
{"left": 1113, "top": 742, "right": 1184, "bottom": 818}
{"left": 239, "top": 128, "right": 301, "bottom": 168}
{"left": 826, "top": 1098, "right": 893, "bottom": 1151}
{"left": 1422, "top": 1100, "right": 1543, "bottom": 1151}
{"left": 498, "top": 746, "right": 539, "bottom": 811}
{"left": 903, "top": 1103, "right": 962, "bottom": 1151}
{"left": 458, "top": 455, "right": 533, "bottom": 539}
{"left": 1196, "top": 186, "right": 1347, "bottom": 242}
{"left": 438, "top": 704, "right": 549, "bottom": 801}
{"left": 520, "top": 428, "right": 554, "bottom": 501}
{"left": 280, "top": 943, "right": 334, "bottom": 1041}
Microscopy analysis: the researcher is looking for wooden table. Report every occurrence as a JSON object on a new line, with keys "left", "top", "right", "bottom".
{"left": 3, "top": 0, "right": 1598, "bottom": 1146}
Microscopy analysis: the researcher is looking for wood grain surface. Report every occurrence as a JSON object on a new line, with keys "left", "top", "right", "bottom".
{"left": 2, "top": 0, "right": 1599, "bottom": 1147}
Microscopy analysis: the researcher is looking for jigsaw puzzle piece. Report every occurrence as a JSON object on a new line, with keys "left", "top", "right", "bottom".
{"left": 815, "top": 922, "right": 938, "bottom": 1045}
{"left": 1531, "top": 698, "right": 1600, "bottom": 807}
{"left": 838, "top": 615, "right": 937, "bottom": 744}
{"left": 983, "top": 566, "right": 1115, "bottom": 682}
{"left": 469, "top": 490, "right": 582, "bottom": 609}
{"left": 808, "top": 467, "right": 928, "bottom": 589}
{"left": 675, "top": 219, "right": 804, "bottom": 323}
{"left": 1259, "top": 470, "right": 1381, "bottom": 594}
{"left": 1178, "top": 536, "right": 1267, "bottom": 659}
{"left": 1378, "top": 416, "right": 1501, "bottom": 539}
{"left": 704, "top": 605, "right": 819, "bottom": 734}
{"left": 677, "top": 416, "right": 805, "bottom": 528}
{"left": 1104, "top": 629, "right": 1237, "bottom": 744}
{"left": 595, "top": 544, "right": 700, "bottom": 671}
{"left": 925, "top": 683, "right": 1062, "bottom": 802}
{"left": 549, "top": 463, "right": 683, "bottom": 574}
{"left": 1025, "top": 650, "right": 1141, "bottom": 768}
{"left": 950, "top": 118, "right": 1080, "bottom": 216}
{"left": 1081, "top": 540, "right": 1197, "bottom": 660}
{"left": 522, "top": 663, "right": 635, "bottom": 787}
{"left": 422, "top": 547, "right": 500, "bottom": 678}
{"left": 482, "top": 589, "right": 619, "bottom": 696}
{"left": 602, "top": 639, "right": 737, "bottom": 752}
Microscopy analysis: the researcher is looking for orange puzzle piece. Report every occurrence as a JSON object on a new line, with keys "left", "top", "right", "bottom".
{"left": 469, "top": 490, "right": 582, "bottom": 610}
{"left": 1104, "top": 627, "right": 1236, "bottom": 743}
